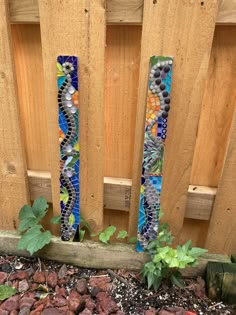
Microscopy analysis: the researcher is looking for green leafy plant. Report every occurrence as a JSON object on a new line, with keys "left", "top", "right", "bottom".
{"left": 17, "top": 197, "right": 52, "bottom": 255}
{"left": 0, "top": 285, "right": 17, "bottom": 301}
{"left": 141, "top": 222, "right": 208, "bottom": 291}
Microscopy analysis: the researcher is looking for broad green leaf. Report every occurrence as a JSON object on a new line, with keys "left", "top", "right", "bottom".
{"left": 50, "top": 215, "right": 61, "bottom": 224}
{"left": 153, "top": 276, "right": 162, "bottom": 291}
{"left": 117, "top": 230, "right": 128, "bottom": 239}
{"left": 168, "top": 258, "right": 179, "bottom": 268}
{"left": 147, "top": 272, "right": 154, "bottom": 289}
{"left": 188, "top": 247, "right": 208, "bottom": 258}
{"left": 79, "top": 230, "right": 85, "bottom": 241}
{"left": 104, "top": 226, "right": 116, "bottom": 236}
{"left": 17, "top": 225, "right": 51, "bottom": 255}
{"left": 171, "top": 273, "right": 184, "bottom": 288}
{"left": 99, "top": 232, "right": 109, "bottom": 244}
{"left": 128, "top": 237, "right": 137, "bottom": 244}
{"left": 32, "top": 197, "right": 49, "bottom": 219}
{"left": 60, "top": 187, "right": 69, "bottom": 205}
{"left": 182, "top": 240, "right": 192, "bottom": 252}
{"left": 0, "top": 285, "right": 17, "bottom": 301}
{"left": 19, "top": 205, "right": 35, "bottom": 220}
{"left": 18, "top": 217, "right": 41, "bottom": 232}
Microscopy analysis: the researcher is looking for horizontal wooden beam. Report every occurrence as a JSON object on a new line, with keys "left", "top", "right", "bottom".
{"left": 27, "top": 170, "right": 131, "bottom": 211}
{"left": 0, "top": 231, "right": 231, "bottom": 276}
{"left": 185, "top": 185, "right": 217, "bottom": 220}
{"left": 8, "top": 0, "right": 236, "bottom": 24}
{"left": 28, "top": 170, "right": 216, "bottom": 219}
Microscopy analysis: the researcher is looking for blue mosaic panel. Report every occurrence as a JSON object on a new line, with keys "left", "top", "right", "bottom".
{"left": 137, "top": 56, "right": 173, "bottom": 252}
{"left": 57, "top": 56, "right": 80, "bottom": 241}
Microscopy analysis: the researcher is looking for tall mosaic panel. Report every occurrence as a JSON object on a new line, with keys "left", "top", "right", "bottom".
{"left": 57, "top": 56, "right": 80, "bottom": 241}
{"left": 137, "top": 56, "right": 173, "bottom": 251}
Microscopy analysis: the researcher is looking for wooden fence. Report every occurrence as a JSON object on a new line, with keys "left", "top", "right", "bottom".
{"left": 0, "top": 0, "right": 236, "bottom": 255}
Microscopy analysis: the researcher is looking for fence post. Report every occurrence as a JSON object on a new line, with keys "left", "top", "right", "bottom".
{"left": 0, "top": 0, "right": 29, "bottom": 230}
{"left": 39, "top": 0, "right": 106, "bottom": 232}
{"left": 129, "top": 0, "right": 220, "bottom": 241}
{"left": 205, "top": 111, "right": 236, "bottom": 254}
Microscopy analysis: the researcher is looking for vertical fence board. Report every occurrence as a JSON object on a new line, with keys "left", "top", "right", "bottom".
{"left": 191, "top": 26, "right": 236, "bottom": 187}
{"left": 39, "top": 0, "right": 105, "bottom": 231}
{"left": 11, "top": 25, "right": 49, "bottom": 171}
{"left": 129, "top": 0, "right": 219, "bottom": 239}
{"left": 0, "top": 0, "right": 29, "bottom": 230}
{"left": 105, "top": 26, "right": 141, "bottom": 178}
{"left": 205, "top": 111, "right": 236, "bottom": 254}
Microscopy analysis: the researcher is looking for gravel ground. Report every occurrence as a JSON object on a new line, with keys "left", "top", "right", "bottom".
{"left": 0, "top": 255, "right": 235, "bottom": 315}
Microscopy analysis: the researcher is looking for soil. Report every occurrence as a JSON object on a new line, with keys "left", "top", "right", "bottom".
{"left": 0, "top": 255, "right": 235, "bottom": 315}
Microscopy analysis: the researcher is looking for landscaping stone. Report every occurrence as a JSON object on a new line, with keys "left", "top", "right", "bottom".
{"left": 78, "top": 309, "right": 92, "bottom": 315}
{"left": 18, "top": 279, "right": 29, "bottom": 293}
{"left": 41, "top": 307, "right": 66, "bottom": 315}
{"left": 10, "top": 271, "right": 28, "bottom": 281}
{"left": 89, "top": 275, "right": 111, "bottom": 291}
{"left": 0, "top": 272, "right": 7, "bottom": 284}
{"left": 19, "top": 297, "right": 35, "bottom": 310}
{"left": 96, "top": 291, "right": 119, "bottom": 314}
{"left": 0, "top": 310, "right": 9, "bottom": 315}
{"left": 33, "top": 271, "right": 45, "bottom": 283}
{"left": 47, "top": 272, "right": 58, "bottom": 288}
{"left": 76, "top": 278, "right": 88, "bottom": 295}
{"left": 18, "top": 307, "right": 30, "bottom": 315}
{"left": 1, "top": 295, "right": 19, "bottom": 312}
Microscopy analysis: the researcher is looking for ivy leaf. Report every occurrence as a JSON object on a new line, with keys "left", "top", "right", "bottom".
{"left": 32, "top": 197, "right": 49, "bottom": 219}
{"left": 50, "top": 215, "right": 61, "bottom": 224}
{"left": 18, "top": 205, "right": 40, "bottom": 232}
{"left": 128, "top": 237, "right": 137, "bottom": 244}
{"left": 117, "top": 230, "right": 128, "bottom": 239}
{"left": 0, "top": 285, "right": 17, "bottom": 301}
{"left": 17, "top": 225, "right": 51, "bottom": 255}
{"left": 99, "top": 226, "right": 116, "bottom": 244}
{"left": 79, "top": 230, "right": 85, "bottom": 242}
{"left": 188, "top": 247, "right": 208, "bottom": 258}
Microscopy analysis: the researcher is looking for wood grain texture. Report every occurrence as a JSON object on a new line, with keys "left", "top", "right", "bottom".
{"left": 0, "top": 231, "right": 230, "bottom": 275}
{"left": 105, "top": 26, "right": 141, "bottom": 178}
{"left": 217, "top": 0, "right": 236, "bottom": 24}
{"left": 0, "top": 0, "right": 29, "bottom": 230}
{"left": 185, "top": 185, "right": 216, "bottom": 220}
{"left": 129, "top": 0, "right": 219, "bottom": 239}
{"left": 191, "top": 26, "right": 236, "bottom": 187}
{"left": 205, "top": 110, "right": 236, "bottom": 254}
{"left": 104, "top": 177, "right": 131, "bottom": 211}
{"left": 38, "top": 0, "right": 105, "bottom": 231}
{"left": 11, "top": 25, "right": 49, "bottom": 171}
{"left": 106, "top": 0, "right": 143, "bottom": 24}
{"left": 8, "top": 0, "right": 236, "bottom": 24}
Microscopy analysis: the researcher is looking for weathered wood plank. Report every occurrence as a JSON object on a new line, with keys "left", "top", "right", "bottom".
{"left": 185, "top": 185, "right": 216, "bottom": 220}
{"left": 38, "top": 0, "right": 105, "bottom": 231}
{"left": 129, "top": 0, "right": 219, "bottom": 239}
{"left": 205, "top": 110, "right": 236, "bottom": 254}
{"left": 27, "top": 171, "right": 216, "bottom": 220}
{"left": 0, "top": 231, "right": 231, "bottom": 276}
{"left": 0, "top": 0, "right": 29, "bottom": 230}
{"left": 104, "top": 177, "right": 132, "bottom": 211}
{"left": 190, "top": 26, "right": 236, "bottom": 187}
{"left": 8, "top": 0, "right": 236, "bottom": 24}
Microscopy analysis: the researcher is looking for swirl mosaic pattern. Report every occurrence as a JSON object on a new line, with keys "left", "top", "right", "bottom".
{"left": 137, "top": 56, "right": 173, "bottom": 251}
{"left": 57, "top": 56, "right": 80, "bottom": 241}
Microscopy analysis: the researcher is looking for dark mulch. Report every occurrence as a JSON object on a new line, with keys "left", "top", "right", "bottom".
{"left": 0, "top": 255, "right": 235, "bottom": 315}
